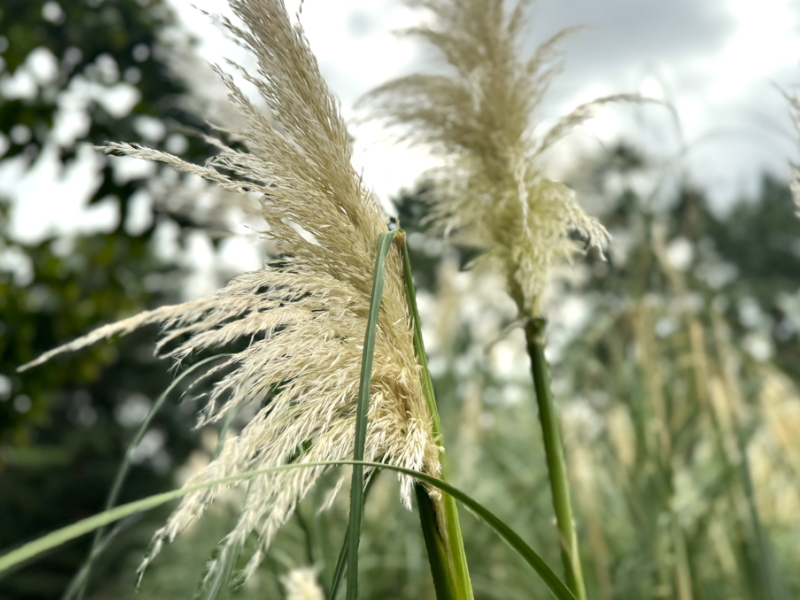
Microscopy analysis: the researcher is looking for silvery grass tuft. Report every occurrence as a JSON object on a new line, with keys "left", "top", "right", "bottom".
{"left": 361, "top": 0, "right": 632, "bottom": 319}
{"left": 360, "top": 1, "right": 637, "bottom": 597}
{"left": 20, "top": 0, "right": 441, "bottom": 584}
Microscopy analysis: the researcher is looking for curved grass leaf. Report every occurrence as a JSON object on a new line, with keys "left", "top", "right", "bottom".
{"left": 61, "top": 514, "right": 143, "bottom": 600}
{"left": 399, "top": 230, "right": 472, "bottom": 599}
{"left": 0, "top": 460, "right": 576, "bottom": 600}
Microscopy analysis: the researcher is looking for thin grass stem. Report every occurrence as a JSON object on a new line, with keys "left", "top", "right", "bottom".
{"left": 61, "top": 515, "right": 142, "bottom": 600}
{"left": 415, "top": 483, "right": 460, "bottom": 599}
{"left": 398, "top": 231, "right": 474, "bottom": 600}
{"left": 524, "top": 317, "right": 586, "bottom": 600}
{"left": 329, "top": 471, "right": 380, "bottom": 600}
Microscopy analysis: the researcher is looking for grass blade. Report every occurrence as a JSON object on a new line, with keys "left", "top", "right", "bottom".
{"left": 0, "top": 460, "right": 576, "bottom": 600}
{"left": 345, "top": 231, "right": 396, "bottom": 600}
{"left": 74, "top": 354, "right": 231, "bottom": 600}
{"left": 328, "top": 471, "right": 379, "bottom": 600}
{"left": 415, "top": 483, "right": 459, "bottom": 599}
{"left": 329, "top": 528, "right": 350, "bottom": 600}
{"left": 61, "top": 514, "right": 143, "bottom": 600}
{"left": 195, "top": 540, "right": 242, "bottom": 600}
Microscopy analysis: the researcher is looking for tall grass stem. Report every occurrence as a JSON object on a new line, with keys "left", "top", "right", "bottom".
{"left": 524, "top": 318, "right": 586, "bottom": 600}
{"left": 415, "top": 484, "right": 461, "bottom": 599}
{"left": 398, "top": 231, "right": 474, "bottom": 600}
{"left": 345, "top": 231, "right": 395, "bottom": 600}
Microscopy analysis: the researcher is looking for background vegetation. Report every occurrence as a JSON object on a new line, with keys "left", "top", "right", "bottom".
{"left": 2, "top": 1, "right": 799, "bottom": 599}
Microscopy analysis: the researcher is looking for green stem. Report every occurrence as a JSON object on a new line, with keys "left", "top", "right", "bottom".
{"left": 329, "top": 471, "right": 380, "bottom": 600}
{"left": 398, "top": 231, "right": 474, "bottom": 600}
{"left": 415, "top": 484, "right": 460, "bottom": 599}
{"left": 346, "top": 231, "right": 395, "bottom": 600}
{"left": 524, "top": 317, "right": 587, "bottom": 600}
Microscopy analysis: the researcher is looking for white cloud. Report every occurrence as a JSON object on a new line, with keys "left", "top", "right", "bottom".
{"left": 9, "top": 0, "right": 799, "bottom": 251}
{"left": 2, "top": 144, "right": 114, "bottom": 244}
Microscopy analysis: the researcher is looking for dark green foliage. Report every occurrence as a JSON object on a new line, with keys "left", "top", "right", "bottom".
{"left": 0, "top": 0, "right": 213, "bottom": 227}
{"left": 705, "top": 176, "right": 800, "bottom": 379}
{"left": 0, "top": 1, "right": 215, "bottom": 598}
{"left": 0, "top": 198, "right": 199, "bottom": 599}
{"left": 708, "top": 176, "right": 800, "bottom": 292}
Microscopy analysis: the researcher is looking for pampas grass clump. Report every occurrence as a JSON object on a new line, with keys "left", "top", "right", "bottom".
{"left": 21, "top": 0, "right": 440, "bottom": 584}
{"left": 360, "top": 3, "right": 645, "bottom": 597}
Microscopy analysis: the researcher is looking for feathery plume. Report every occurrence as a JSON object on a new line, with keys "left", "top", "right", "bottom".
{"left": 20, "top": 0, "right": 440, "bottom": 583}
{"left": 361, "top": 0, "right": 632, "bottom": 317}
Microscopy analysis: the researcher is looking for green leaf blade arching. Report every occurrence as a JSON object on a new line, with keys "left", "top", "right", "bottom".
{"left": 0, "top": 461, "right": 576, "bottom": 600}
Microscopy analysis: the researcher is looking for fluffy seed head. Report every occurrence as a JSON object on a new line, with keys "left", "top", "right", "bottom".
{"left": 361, "top": 0, "right": 631, "bottom": 316}
{"left": 20, "top": 0, "right": 439, "bottom": 583}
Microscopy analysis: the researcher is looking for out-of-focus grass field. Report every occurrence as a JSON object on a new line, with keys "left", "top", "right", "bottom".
{"left": 2, "top": 1, "right": 800, "bottom": 599}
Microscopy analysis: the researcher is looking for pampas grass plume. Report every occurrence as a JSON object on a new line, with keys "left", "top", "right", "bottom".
{"left": 361, "top": 0, "right": 635, "bottom": 317}
{"left": 20, "top": 0, "right": 440, "bottom": 585}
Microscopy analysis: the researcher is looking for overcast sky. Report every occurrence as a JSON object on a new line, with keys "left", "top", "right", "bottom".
{"left": 176, "top": 0, "right": 799, "bottom": 212}
{"left": 4, "top": 0, "right": 800, "bottom": 246}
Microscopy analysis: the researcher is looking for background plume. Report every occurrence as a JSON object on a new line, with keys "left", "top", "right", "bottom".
{"left": 361, "top": 0, "right": 635, "bottom": 316}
